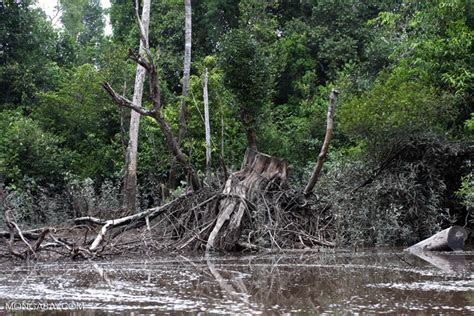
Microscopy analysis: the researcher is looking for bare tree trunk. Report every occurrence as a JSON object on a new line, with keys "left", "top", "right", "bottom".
{"left": 203, "top": 68, "right": 211, "bottom": 177}
{"left": 123, "top": 0, "right": 151, "bottom": 212}
{"left": 168, "top": 0, "right": 192, "bottom": 189}
{"left": 178, "top": 0, "right": 192, "bottom": 142}
{"left": 304, "top": 89, "right": 339, "bottom": 196}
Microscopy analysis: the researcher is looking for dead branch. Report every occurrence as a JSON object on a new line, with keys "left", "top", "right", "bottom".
{"left": 74, "top": 216, "right": 107, "bottom": 225}
{"left": 86, "top": 194, "right": 190, "bottom": 251}
{"left": 304, "top": 89, "right": 339, "bottom": 196}
{"left": 4, "top": 209, "right": 35, "bottom": 258}
{"left": 102, "top": 83, "right": 155, "bottom": 116}
{"left": 33, "top": 228, "right": 50, "bottom": 252}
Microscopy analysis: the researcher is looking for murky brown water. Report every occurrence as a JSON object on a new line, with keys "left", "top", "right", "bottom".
{"left": 0, "top": 249, "right": 472, "bottom": 315}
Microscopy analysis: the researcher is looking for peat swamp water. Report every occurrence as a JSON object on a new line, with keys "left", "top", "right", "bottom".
{"left": 0, "top": 249, "right": 472, "bottom": 315}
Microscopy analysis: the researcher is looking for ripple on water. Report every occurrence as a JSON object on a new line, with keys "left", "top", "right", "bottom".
{"left": 367, "top": 280, "right": 474, "bottom": 292}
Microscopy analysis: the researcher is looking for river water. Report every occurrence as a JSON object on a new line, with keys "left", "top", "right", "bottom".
{"left": 0, "top": 249, "right": 472, "bottom": 314}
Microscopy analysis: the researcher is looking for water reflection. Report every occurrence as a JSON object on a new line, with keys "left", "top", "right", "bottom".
{"left": 0, "top": 250, "right": 472, "bottom": 314}
{"left": 408, "top": 249, "right": 468, "bottom": 273}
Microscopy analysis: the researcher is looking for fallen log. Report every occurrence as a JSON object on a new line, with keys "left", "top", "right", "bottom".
{"left": 405, "top": 226, "right": 468, "bottom": 252}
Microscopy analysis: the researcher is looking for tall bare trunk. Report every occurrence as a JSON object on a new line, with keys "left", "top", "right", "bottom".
{"left": 168, "top": 0, "right": 192, "bottom": 189}
{"left": 123, "top": 0, "right": 151, "bottom": 212}
{"left": 178, "top": 0, "right": 192, "bottom": 141}
{"left": 203, "top": 68, "right": 212, "bottom": 177}
{"left": 304, "top": 89, "right": 339, "bottom": 196}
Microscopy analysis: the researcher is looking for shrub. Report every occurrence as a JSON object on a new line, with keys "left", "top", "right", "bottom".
{"left": 0, "top": 111, "right": 68, "bottom": 186}
{"left": 317, "top": 137, "right": 467, "bottom": 246}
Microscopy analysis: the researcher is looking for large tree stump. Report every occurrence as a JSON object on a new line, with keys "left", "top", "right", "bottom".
{"left": 206, "top": 148, "right": 288, "bottom": 251}
{"left": 406, "top": 226, "right": 468, "bottom": 252}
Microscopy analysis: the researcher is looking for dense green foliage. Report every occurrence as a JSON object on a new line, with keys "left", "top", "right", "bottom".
{"left": 0, "top": 0, "right": 472, "bottom": 245}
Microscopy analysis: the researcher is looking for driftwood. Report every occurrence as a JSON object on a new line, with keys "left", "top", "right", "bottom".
{"left": 206, "top": 148, "right": 288, "bottom": 251}
{"left": 405, "top": 226, "right": 468, "bottom": 252}
{"left": 0, "top": 228, "right": 43, "bottom": 240}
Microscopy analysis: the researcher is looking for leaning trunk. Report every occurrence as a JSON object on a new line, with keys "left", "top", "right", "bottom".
{"left": 304, "top": 89, "right": 339, "bottom": 196}
{"left": 151, "top": 110, "right": 201, "bottom": 191}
